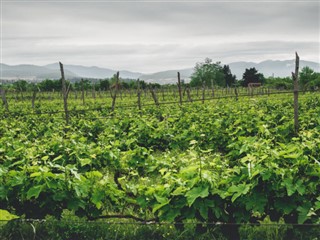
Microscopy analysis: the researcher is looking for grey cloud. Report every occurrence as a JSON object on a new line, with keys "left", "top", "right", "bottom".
{"left": 2, "top": 1, "right": 319, "bottom": 72}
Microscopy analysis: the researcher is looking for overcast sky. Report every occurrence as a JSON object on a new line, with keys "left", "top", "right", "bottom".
{"left": 1, "top": 0, "right": 319, "bottom": 73}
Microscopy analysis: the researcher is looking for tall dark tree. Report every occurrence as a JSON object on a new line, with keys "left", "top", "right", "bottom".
{"left": 222, "top": 65, "right": 236, "bottom": 87}
{"left": 99, "top": 79, "right": 110, "bottom": 90}
{"left": 38, "top": 79, "right": 63, "bottom": 91}
{"left": 242, "top": 67, "right": 265, "bottom": 87}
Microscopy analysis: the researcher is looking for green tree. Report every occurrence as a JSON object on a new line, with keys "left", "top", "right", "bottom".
{"left": 190, "top": 58, "right": 224, "bottom": 87}
{"left": 299, "top": 66, "right": 320, "bottom": 90}
{"left": 38, "top": 79, "right": 71, "bottom": 91}
{"left": 99, "top": 79, "right": 110, "bottom": 90}
{"left": 13, "top": 80, "right": 29, "bottom": 92}
{"left": 74, "top": 79, "right": 91, "bottom": 91}
{"left": 265, "top": 77, "right": 293, "bottom": 90}
{"left": 223, "top": 65, "right": 236, "bottom": 87}
{"left": 242, "top": 68, "right": 265, "bottom": 87}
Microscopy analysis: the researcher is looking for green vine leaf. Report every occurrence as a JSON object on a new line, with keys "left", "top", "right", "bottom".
{"left": 186, "top": 184, "right": 209, "bottom": 206}
{"left": 26, "top": 185, "right": 43, "bottom": 199}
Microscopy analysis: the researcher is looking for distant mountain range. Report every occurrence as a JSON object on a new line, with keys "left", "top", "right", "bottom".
{"left": 228, "top": 60, "right": 320, "bottom": 80}
{"left": 0, "top": 63, "right": 142, "bottom": 81}
{"left": 1, "top": 60, "right": 319, "bottom": 84}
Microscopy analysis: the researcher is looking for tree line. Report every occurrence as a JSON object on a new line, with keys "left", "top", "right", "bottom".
{"left": 190, "top": 58, "right": 320, "bottom": 90}
{"left": 2, "top": 58, "right": 320, "bottom": 92}
{"left": 3, "top": 77, "right": 159, "bottom": 92}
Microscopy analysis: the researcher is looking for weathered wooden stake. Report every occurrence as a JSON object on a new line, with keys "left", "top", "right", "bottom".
{"left": 59, "top": 62, "right": 69, "bottom": 125}
{"left": 0, "top": 88, "right": 9, "bottom": 112}
{"left": 177, "top": 72, "right": 183, "bottom": 105}
{"left": 162, "top": 87, "right": 165, "bottom": 101}
{"left": 202, "top": 82, "right": 205, "bottom": 104}
{"left": 186, "top": 87, "right": 193, "bottom": 102}
{"left": 292, "top": 52, "right": 300, "bottom": 134}
{"left": 111, "top": 72, "right": 119, "bottom": 111}
{"left": 234, "top": 87, "right": 238, "bottom": 101}
{"left": 81, "top": 79, "right": 85, "bottom": 105}
{"left": 211, "top": 78, "right": 215, "bottom": 97}
{"left": 92, "top": 82, "right": 96, "bottom": 99}
{"left": 149, "top": 86, "right": 159, "bottom": 106}
{"left": 137, "top": 78, "right": 141, "bottom": 111}
{"left": 31, "top": 90, "right": 37, "bottom": 109}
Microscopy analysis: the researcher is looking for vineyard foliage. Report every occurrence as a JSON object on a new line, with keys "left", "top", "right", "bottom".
{"left": 0, "top": 93, "right": 319, "bottom": 228}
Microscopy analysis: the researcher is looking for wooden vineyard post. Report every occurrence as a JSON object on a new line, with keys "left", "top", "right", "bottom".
{"left": 292, "top": 52, "right": 300, "bottom": 134}
{"left": 31, "top": 90, "right": 37, "bottom": 109}
{"left": 149, "top": 86, "right": 159, "bottom": 107}
{"left": 92, "top": 82, "right": 96, "bottom": 100}
{"left": 137, "top": 78, "right": 142, "bottom": 111}
{"left": 98, "top": 89, "right": 101, "bottom": 98}
{"left": 202, "top": 81, "right": 205, "bottom": 104}
{"left": 162, "top": 87, "right": 165, "bottom": 101}
{"left": 110, "top": 72, "right": 119, "bottom": 111}
{"left": 211, "top": 78, "right": 214, "bottom": 97}
{"left": 177, "top": 72, "right": 182, "bottom": 105}
{"left": 81, "top": 79, "right": 85, "bottom": 105}
{"left": 186, "top": 86, "right": 193, "bottom": 102}
{"left": 59, "top": 62, "right": 70, "bottom": 125}
{"left": 234, "top": 86, "right": 238, "bottom": 101}
{"left": 0, "top": 88, "right": 9, "bottom": 112}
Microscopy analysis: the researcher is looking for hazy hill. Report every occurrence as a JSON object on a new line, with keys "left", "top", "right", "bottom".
{"left": 1, "top": 59, "right": 319, "bottom": 83}
{"left": 0, "top": 63, "right": 78, "bottom": 80}
{"left": 0, "top": 63, "right": 142, "bottom": 81}
{"left": 229, "top": 60, "right": 320, "bottom": 79}
{"left": 44, "top": 63, "right": 142, "bottom": 79}
{"left": 139, "top": 68, "right": 194, "bottom": 84}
